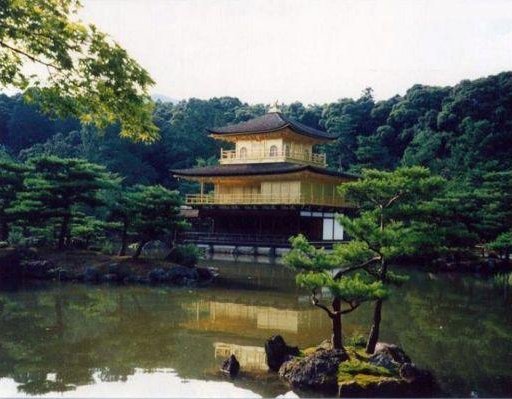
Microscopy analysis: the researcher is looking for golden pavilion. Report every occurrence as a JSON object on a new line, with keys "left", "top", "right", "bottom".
{"left": 171, "top": 105, "right": 356, "bottom": 245}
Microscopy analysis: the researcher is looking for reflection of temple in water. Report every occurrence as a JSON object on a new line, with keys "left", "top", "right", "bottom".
{"left": 214, "top": 342, "right": 267, "bottom": 371}
{"left": 182, "top": 298, "right": 331, "bottom": 343}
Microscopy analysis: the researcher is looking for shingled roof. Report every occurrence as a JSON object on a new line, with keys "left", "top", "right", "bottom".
{"left": 171, "top": 162, "right": 358, "bottom": 179}
{"left": 207, "top": 112, "right": 338, "bottom": 140}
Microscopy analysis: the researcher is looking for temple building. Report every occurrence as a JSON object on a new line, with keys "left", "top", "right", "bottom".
{"left": 171, "top": 105, "right": 357, "bottom": 246}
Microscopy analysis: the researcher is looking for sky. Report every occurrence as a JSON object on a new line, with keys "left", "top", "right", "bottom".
{"left": 80, "top": 0, "right": 512, "bottom": 104}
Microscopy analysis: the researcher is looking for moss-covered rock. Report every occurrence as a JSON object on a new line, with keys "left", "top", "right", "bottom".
{"left": 277, "top": 342, "right": 437, "bottom": 398}
{"left": 338, "top": 375, "right": 409, "bottom": 397}
{"left": 279, "top": 349, "right": 349, "bottom": 393}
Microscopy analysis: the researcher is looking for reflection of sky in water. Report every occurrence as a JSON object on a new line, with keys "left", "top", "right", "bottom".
{"left": 0, "top": 259, "right": 511, "bottom": 398}
{"left": 0, "top": 369, "right": 261, "bottom": 398}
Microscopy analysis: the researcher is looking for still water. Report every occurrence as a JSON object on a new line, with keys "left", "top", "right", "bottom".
{"left": 0, "top": 255, "right": 511, "bottom": 398}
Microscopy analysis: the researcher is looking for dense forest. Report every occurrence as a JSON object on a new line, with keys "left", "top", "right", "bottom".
{"left": 0, "top": 72, "right": 511, "bottom": 254}
{"left": 1, "top": 71, "right": 511, "bottom": 189}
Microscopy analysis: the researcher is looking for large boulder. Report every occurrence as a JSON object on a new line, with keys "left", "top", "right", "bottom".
{"left": 368, "top": 352, "right": 399, "bottom": 373}
{"left": 265, "top": 335, "right": 300, "bottom": 372}
{"left": 373, "top": 343, "right": 411, "bottom": 364}
{"left": 279, "top": 349, "right": 349, "bottom": 393}
{"left": 0, "top": 248, "right": 21, "bottom": 282}
{"left": 220, "top": 354, "right": 240, "bottom": 378}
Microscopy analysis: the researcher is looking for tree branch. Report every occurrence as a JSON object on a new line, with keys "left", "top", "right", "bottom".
{"left": 311, "top": 289, "right": 334, "bottom": 318}
{"left": 340, "top": 301, "right": 360, "bottom": 314}
{"left": 333, "top": 256, "right": 381, "bottom": 279}
{"left": 0, "top": 40, "right": 63, "bottom": 71}
{"left": 384, "top": 191, "right": 404, "bottom": 208}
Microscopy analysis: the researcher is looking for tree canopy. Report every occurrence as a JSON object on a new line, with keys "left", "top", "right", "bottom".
{"left": 0, "top": 0, "right": 157, "bottom": 141}
{"left": 8, "top": 156, "right": 118, "bottom": 249}
{"left": 0, "top": 71, "right": 511, "bottom": 247}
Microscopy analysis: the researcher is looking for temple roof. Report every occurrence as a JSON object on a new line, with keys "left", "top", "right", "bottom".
{"left": 207, "top": 112, "right": 338, "bottom": 140}
{"left": 171, "top": 162, "right": 358, "bottom": 179}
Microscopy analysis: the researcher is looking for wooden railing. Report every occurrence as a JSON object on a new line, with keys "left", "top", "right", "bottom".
{"left": 179, "top": 232, "right": 345, "bottom": 248}
{"left": 185, "top": 192, "right": 349, "bottom": 207}
{"left": 220, "top": 149, "right": 326, "bottom": 166}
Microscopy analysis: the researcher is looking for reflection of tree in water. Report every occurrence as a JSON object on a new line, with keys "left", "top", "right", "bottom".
{"left": 0, "top": 270, "right": 511, "bottom": 397}
{"left": 0, "top": 286, "right": 183, "bottom": 394}
{"left": 378, "top": 272, "right": 512, "bottom": 397}
{"left": 0, "top": 283, "right": 331, "bottom": 397}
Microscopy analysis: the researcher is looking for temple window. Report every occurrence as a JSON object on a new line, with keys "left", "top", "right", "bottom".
{"left": 240, "top": 147, "right": 247, "bottom": 158}
{"left": 269, "top": 145, "right": 278, "bottom": 157}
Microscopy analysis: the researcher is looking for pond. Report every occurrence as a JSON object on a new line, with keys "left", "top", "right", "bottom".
{"left": 0, "top": 255, "right": 511, "bottom": 398}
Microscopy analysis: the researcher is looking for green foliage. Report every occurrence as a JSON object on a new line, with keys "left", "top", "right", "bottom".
{"left": 338, "top": 166, "right": 458, "bottom": 261}
{"left": 474, "top": 172, "right": 512, "bottom": 241}
{"left": 0, "top": 67, "right": 510, "bottom": 249}
{"left": 128, "top": 185, "right": 182, "bottom": 240}
{"left": 285, "top": 234, "right": 389, "bottom": 350}
{"left": 487, "top": 231, "right": 512, "bottom": 253}
{"left": 70, "top": 214, "right": 118, "bottom": 247}
{"left": 0, "top": 158, "right": 28, "bottom": 239}
{"left": 285, "top": 234, "right": 338, "bottom": 272}
{"left": 345, "top": 333, "right": 367, "bottom": 348}
{"left": 0, "top": 0, "right": 157, "bottom": 141}
{"left": 296, "top": 272, "right": 387, "bottom": 303}
{"left": 107, "top": 184, "right": 183, "bottom": 257}
{"left": 167, "top": 244, "right": 201, "bottom": 267}
{"left": 8, "top": 156, "right": 120, "bottom": 249}
{"left": 492, "top": 273, "right": 512, "bottom": 289}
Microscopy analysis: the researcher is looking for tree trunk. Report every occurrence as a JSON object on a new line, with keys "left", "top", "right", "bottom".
{"left": 57, "top": 214, "right": 70, "bottom": 250}
{"left": 118, "top": 220, "right": 128, "bottom": 256}
{"left": 366, "top": 259, "right": 387, "bottom": 354}
{"left": 331, "top": 297, "right": 343, "bottom": 350}
{"left": 132, "top": 240, "right": 147, "bottom": 259}
{"left": 365, "top": 298, "right": 383, "bottom": 354}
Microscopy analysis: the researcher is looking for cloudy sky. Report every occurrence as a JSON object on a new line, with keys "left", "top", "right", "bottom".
{"left": 81, "top": 0, "right": 512, "bottom": 104}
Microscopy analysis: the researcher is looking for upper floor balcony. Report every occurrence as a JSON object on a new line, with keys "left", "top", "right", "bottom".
{"left": 219, "top": 148, "right": 327, "bottom": 167}
{"left": 185, "top": 192, "right": 349, "bottom": 208}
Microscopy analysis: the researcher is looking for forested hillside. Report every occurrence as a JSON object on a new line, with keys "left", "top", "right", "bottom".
{"left": 1, "top": 71, "right": 511, "bottom": 189}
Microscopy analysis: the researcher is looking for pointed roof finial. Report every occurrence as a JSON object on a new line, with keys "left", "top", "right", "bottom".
{"left": 268, "top": 100, "right": 281, "bottom": 113}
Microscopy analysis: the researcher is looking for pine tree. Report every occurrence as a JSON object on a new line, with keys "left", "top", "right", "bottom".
{"left": 0, "top": 159, "right": 29, "bottom": 241}
{"left": 337, "top": 166, "right": 447, "bottom": 353}
{"left": 284, "top": 235, "right": 387, "bottom": 351}
{"left": 8, "top": 156, "right": 119, "bottom": 249}
{"left": 119, "top": 185, "right": 183, "bottom": 259}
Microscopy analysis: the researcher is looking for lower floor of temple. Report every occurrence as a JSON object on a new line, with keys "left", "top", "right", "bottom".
{"left": 182, "top": 207, "right": 350, "bottom": 245}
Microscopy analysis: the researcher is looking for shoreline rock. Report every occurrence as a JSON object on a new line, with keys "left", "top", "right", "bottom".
{"left": 279, "top": 348, "right": 349, "bottom": 393}
{"left": 7, "top": 248, "right": 217, "bottom": 287}
{"left": 275, "top": 341, "right": 437, "bottom": 398}
{"left": 265, "top": 335, "right": 300, "bottom": 372}
{"left": 220, "top": 355, "right": 240, "bottom": 378}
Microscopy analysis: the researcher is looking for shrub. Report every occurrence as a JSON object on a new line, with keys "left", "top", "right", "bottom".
{"left": 166, "top": 244, "right": 201, "bottom": 267}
